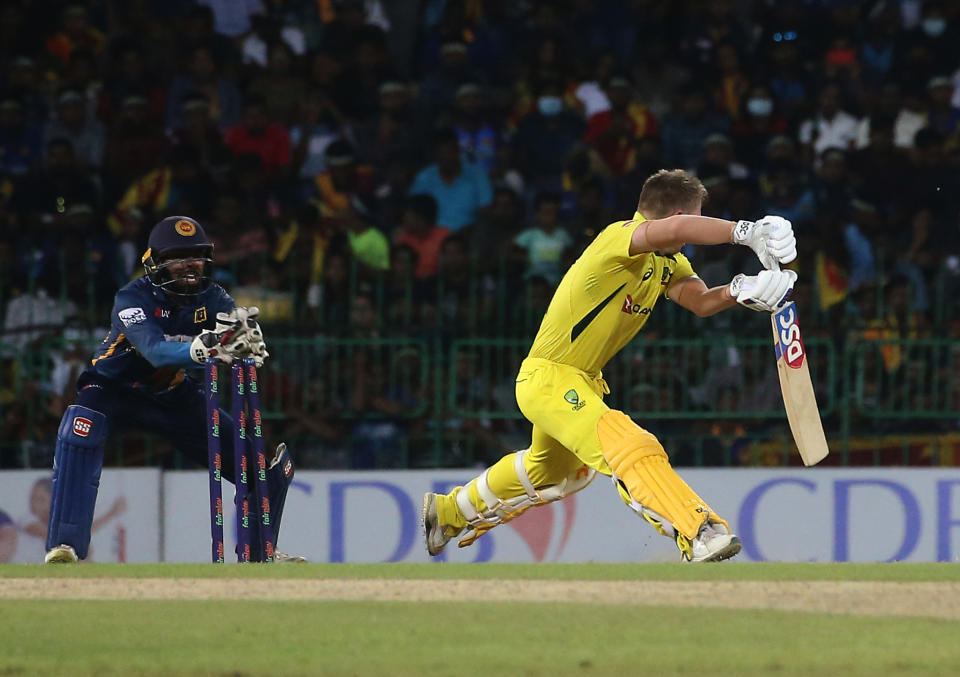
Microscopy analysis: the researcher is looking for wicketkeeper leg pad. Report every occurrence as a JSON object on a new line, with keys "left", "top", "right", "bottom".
{"left": 598, "top": 410, "right": 722, "bottom": 540}
{"left": 46, "top": 405, "right": 109, "bottom": 559}
{"left": 455, "top": 449, "right": 596, "bottom": 548}
{"left": 256, "top": 442, "right": 293, "bottom": 539}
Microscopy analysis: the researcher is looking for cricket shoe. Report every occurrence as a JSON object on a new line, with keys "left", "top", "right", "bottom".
{"left": 44, "top": 544, "right": 78, "bottom": 564}
{"left": 675, "top": 521, "right": 741, "bottom": 563}
{"left": 421, "top": 493, "right": 463, "bottom": 556}
{"left": 272, "top": 550, "right": 307, "bottom": 563}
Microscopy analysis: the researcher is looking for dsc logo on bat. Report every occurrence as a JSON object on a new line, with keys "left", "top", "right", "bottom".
{"left": 774, "top": 304, "right": 805, "bottom": 369}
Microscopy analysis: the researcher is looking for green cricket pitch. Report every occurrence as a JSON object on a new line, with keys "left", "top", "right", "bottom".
{"left": 2, "top": 563, "right": 959, "bottom": 676}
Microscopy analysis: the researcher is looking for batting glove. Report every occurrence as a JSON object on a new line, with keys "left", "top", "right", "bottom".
{"left": 729, "top": 269, "right": 798, "bottom": 312}
{"left": 732, "top": 215, "right": 797, "bottom": 269}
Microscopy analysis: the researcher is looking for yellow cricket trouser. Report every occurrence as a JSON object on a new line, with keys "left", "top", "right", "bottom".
{"left": 436, "top": 357, "right": 720, "bottom": 540}
{"left": 437, "top": 358, "right": 613, "bottom": 530}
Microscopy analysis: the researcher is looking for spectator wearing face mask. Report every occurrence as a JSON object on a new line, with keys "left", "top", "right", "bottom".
{"left": 732, "top": 84, "right": 788, "bottom": 167}
{"left": 899, "top": 1, "right": 957, "bottom": 71}
{"left": 513, "top": 81, "right": 586, "bottom": 188}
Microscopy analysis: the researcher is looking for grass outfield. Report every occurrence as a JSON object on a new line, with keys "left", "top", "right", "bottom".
{"left": 2, "top": 563, "right": 960, "bottom": 676}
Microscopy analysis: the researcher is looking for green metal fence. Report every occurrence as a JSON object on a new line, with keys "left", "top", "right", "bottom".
{"left": 2, "top": 332, "right": 959, "bottom": 469}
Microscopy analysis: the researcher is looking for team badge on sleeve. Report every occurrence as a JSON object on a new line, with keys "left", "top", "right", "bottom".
{"left": 118, "top": 307, "right": 147, "bottom": 326}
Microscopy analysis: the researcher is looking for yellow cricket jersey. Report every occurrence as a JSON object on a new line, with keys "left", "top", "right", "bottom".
{"left": 527, "top": 213, "right": 696, "bottom": 375}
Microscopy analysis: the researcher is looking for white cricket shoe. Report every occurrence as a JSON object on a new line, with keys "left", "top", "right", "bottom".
{"left": 272, "top": 550, "right": 307, "bottom": 563}
{"left": 421, "top": 493, "right": 463, "bottom": 556}
{"left": 44, "top": 544, "right": 79, "bottom": 564}
{"left": 676, "top": 521, "right": 741, "bottom": 563}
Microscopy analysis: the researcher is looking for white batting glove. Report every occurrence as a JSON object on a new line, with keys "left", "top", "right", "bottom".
{"left": 729, "top": 269, "right": 798, "bottom": 312}
{"left": 732, "top": 215, "right": 797, "bottom": 269}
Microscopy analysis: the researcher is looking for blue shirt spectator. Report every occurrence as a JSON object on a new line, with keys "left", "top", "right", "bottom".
{"left": 409, "top": 129, "right": 492, "bottom": 231}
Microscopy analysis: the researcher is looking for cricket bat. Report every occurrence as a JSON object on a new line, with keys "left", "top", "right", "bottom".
{"left": 771, "top": 301, "right": 829, "bottom": 466}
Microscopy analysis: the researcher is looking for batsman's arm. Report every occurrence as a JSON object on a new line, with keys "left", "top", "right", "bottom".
{"left": 629, "top": 214, "right": 735, "bottom": 255}
{"left": 667, "top": 275, "right": 737, "bottom": 318}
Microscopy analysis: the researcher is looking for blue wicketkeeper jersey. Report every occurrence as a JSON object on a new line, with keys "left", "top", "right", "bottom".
{"left": 84, "top": 276, "right": 235, "bottom": 391}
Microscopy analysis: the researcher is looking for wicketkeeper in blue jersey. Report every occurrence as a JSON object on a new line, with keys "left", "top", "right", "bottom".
{"left": 44, "top": 216, "right": 303, "bottom": 563}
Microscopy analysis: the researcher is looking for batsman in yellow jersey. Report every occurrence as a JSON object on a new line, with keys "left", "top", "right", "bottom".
{"left": 422, "top": 169, "right": 799, "bottom": 562}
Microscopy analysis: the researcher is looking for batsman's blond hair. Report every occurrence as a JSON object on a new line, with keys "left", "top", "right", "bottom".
{"left": 636, "top": 169, "right": 708, "bottom": 219}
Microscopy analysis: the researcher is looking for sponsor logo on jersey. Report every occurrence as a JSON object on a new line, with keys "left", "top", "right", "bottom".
{"left": 194, "top": 307, "right": 207, "bottom": 323}
{"left": 73, "top": 416, "right": 93, "bottom": 437}
{"left": 118, "top": 307, "right": 147, "bottom": 326}
{"left": 154, "top": 307, "right": 170, "bottom": 318}
{"left": 621, "top": 294, "right": 651, "bottom": 316}
{"left": 175, "top": 219, "right": 196, "bottom": 236}
{"left": 564, "top": 389, "right": 586, "bottom": 411}
{"left": 774, "top": 303, "right": 805, "bottom": 369}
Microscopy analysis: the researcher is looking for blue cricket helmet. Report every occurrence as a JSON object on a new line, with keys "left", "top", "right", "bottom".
{"left": 142, "top": 216, "right": 215, "bottom": 297}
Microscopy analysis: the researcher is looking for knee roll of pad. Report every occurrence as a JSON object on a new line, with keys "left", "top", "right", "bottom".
{"left": 455, "top": 449, "right": 596, "bottom": 548}
{"left": 47, "top": 406, "right": 109, "bottom": 559}
{"left": 598, "top": 410, "right": 714, "bottom": 540}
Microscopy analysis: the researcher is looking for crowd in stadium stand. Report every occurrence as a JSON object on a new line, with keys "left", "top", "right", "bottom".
{"left": 2, "top": 0, "right": 960, "bottom": 469}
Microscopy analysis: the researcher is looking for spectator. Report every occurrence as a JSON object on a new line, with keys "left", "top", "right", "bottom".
{"left": 711, "top": 43, "right": 749, "bottom": 121}
{"left": 246, "top": 42, "right": 307, "bottom": 126}
{"left": 11, "top": 138, "right": 99, "bottom": 226}
{"left": 166, "top": 45, "right": 243, "bottom": 132}
{"left": 99, "top": 44, "right": 165, "bottom": 124}
{"left": 926, "top": 76, "right": 960, "bottom": 138}
{"left": 2, "top": 56, "right": 47, "bottom": 124}
{"left": 290, "top": 90, "right": 346, "bottom": 187}
{"left": 180, "top": 4, "right": 240, "bottom": 74}
{"left": 731, "top": 84, "right": 789, "bottom": 168}
{"left": 513, "top": 80, "right": 586, "bottom": 188}
{"left": 408, "top": 127, "right": 492, "bottom": 232}
{"left": 43, "top": 89, "right": 105, "bottom": 171}
{"left": 394, "top": 194, "right": 450, "bottom": 279}
{"left": 798, "top": 83, "right": 860, "bottom": 161}
{"left": 584, "top": 75, "right": 658, "bottom": 177}
{"left": 314, "top": 139, "right": 376, "bottom": 219}
{"left": 337, "top": 25, "right": 394, "bottom": 120}
{"left": 698, "top": 133, "right": 748, "bottom": 181}
{"left": 64, "top": 49, "right": 104, "bottom": 123}
{"left": 513, "top": 192, "right": 572, "bottom": 285}
{"left": 419, "top": 39, "right": 481, "bottom": 120}
{"left": 197, "top": 0, "right": 265, "bottom": 38}
{"left": 660, "top": 86, "right": 730, "bottom": 170}
{"left": 0, "top": 99, "right": 43, "bottom": 176}
{"left": 102, "top": 93, "right": 169, "bottom": 195}
{"left": 168, "top": 94, "right": 233, "bottom": 177}
{"left": 224, "top": 96, "right": 291, "bottom": 176}
{"left": 342, "top": 196, "right": 390, "bottom": 272}
{"left": 241, "top": 10, "right": 306, "bottom": 68}
{"left": 450, "top": 83, "right": 500, "bottom": 174}
{"left": 469, "top": 186, "right": 525, "bottom": 273}
{"left": 354, "top": 81, "right": 425, "bottom": 169}
{"left": 44, "top": 5, "right": 105, "bottom": 65}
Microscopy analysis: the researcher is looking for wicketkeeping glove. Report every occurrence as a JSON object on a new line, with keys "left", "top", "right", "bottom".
{"left": 190, "top": 321, "right": 251, "bottom": 364}
{"left": 215, "top": 306, "right": 268, "bottom": 366}
{"left": 732, "top": 215, "right": 797, "bottom": 269}
{"left": 729, "top": 269, "right": 798, "bottom": 312}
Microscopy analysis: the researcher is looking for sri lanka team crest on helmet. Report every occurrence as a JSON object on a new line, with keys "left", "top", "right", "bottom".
{"left": 175, "top": 219, "right": 197, "bottom": 236}
{"left": 564, "top": 389, "right": 586, "bottom": 411}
